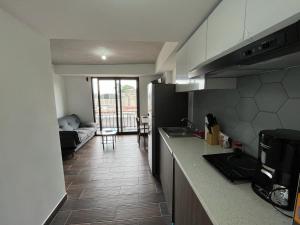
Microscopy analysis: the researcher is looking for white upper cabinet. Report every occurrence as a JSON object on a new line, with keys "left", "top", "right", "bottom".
{"left": 188, "top": 20, "right": 208, "bottom": 71}
{"left": 176, "top": 44, "right": 189, "bottom": 82}
{"left": 244, "top": 0, "right": 300, "bottom": 40}
{"left": 206, "top": 0, "right": 247, "bottom": 60}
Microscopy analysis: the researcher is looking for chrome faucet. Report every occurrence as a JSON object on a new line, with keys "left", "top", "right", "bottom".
{"left": 180, "top": 117, "right": 194, "bottom": 129}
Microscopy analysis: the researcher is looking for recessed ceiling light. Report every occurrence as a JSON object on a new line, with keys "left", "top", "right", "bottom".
{"left": 93, "top": 47, "right": 112, "bottom": 60}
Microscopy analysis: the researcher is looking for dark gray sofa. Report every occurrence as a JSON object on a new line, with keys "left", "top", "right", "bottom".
{"left": 58, "top": 114, "right": 97, "bottom": 155}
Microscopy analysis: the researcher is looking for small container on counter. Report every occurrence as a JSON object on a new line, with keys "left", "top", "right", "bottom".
{"left": 219, "top": 132, "right": 232, "bottom": 148}
{"left": 232, "top": 141, "right": 243, "bottom": 153}
{"left": 193, "top": 130, "right": 205, "bottom": 139}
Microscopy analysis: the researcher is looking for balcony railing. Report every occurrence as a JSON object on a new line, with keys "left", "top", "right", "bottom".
{"left": 95, "top": 111, "right": 137, "bottom": 132}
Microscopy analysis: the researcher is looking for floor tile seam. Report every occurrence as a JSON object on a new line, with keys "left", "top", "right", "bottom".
{"left": 63, "top": 210, "right": 73, "bottom": 225}
{"left": 67, "top": 215, "right": 166, "bottom": 225}
{"left": 69, "top": 216, "right": 166, "bottom": 225}
{"left": 63, "top": 202, "right": 161, "bottom": 213}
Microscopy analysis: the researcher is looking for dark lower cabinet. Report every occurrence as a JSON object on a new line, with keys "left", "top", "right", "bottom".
{"left": 174, "top": 161, "right": 213, "bottom": 225}
{"left": 160, "top": 138, "right": 174, "bottom": 217}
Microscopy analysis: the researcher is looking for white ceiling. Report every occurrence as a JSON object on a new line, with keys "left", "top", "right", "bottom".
{"left": 51, "top": 40, "right": 163, "bottom": 65}
{"left": 0, "top": 0, "right": 220, "bottom": 65}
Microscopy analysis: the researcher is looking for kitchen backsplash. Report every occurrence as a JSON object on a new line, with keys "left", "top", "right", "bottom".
{"left": 190, "top": 66, "right": 300, "bottom": 157}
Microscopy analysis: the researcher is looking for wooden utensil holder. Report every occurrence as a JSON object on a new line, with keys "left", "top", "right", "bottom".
{"left": 206, "top": 125, "right": 220, "bottom": 145}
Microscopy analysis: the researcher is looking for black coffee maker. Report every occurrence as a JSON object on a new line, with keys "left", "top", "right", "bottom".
{"left": 252, "top": 129, "right": 300, "bottom": 211}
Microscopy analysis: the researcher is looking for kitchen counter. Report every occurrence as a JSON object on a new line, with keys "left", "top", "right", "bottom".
{"left": 159, "top": 128, "right": 292, "bottom": 225}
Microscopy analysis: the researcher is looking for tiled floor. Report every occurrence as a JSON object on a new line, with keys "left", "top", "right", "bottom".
{"left": 51, "top": 135, "right": 171, "bottom": 225}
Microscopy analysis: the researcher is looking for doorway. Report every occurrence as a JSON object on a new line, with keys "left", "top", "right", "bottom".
{"left": 92, "top": 78, "right": 139, "bottom": 135}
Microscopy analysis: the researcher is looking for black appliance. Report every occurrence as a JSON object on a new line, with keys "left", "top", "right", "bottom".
{"left": 203, "top": 152, "right": 257, "bottom": 182}
{"left": 148, "top": 83, "right": 188, "bottom": 177}
{"left": 252, "top": 129, "right": 300, "bottom": 211}
{"left": 190, "top": 20, "right": 300, "bottom": 78}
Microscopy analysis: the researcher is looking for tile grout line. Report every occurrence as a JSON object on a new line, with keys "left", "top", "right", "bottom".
{"left": 63, "top": 210, "right": 72, "bottom": 225}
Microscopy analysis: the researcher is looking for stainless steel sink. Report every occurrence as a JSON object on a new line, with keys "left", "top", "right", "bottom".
{"left": 162, "top": 127, "right": 194, "bottom": 138}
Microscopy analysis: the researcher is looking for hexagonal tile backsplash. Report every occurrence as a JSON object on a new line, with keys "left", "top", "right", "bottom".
{"left": 191, "top": 66, "right": 300, "bottom": 157}
{"left": 254, "top": 83, "right": 287, "bottom": 112}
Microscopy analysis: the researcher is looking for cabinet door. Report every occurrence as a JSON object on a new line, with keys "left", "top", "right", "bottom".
{"left": 244, "top": 0, "right": 300, "bottom": 40}
{"left": 188, "top": 20, "right": 208, "bottom": 71}
{"left": 159, "top": 138, "right": 174, "bottom": 215}
{"left": 176, "top": 45, "right": 189, "bottom": 83}
{"left": 174, "top": 162, "right": 213, "bottom": 225}
{"left": 206, "top": 0, "right": 247, "bottom": 59}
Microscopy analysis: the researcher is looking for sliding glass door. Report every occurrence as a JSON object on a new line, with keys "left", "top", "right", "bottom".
{"left": 120, "top": 79, "right": 138, "bottom": 132}
{"left": 92, "top": 78, "right": 139, "bottom": 134}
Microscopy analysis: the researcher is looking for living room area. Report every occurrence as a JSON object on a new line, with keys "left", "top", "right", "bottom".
{"left": 53, "top": 72, "right": 160, "bottom": 155}
{"left": 51, "top": 62, "right": 168, "bottom": 225}
{"left": 52, "top": 69, "right": 171, "bottom": 224}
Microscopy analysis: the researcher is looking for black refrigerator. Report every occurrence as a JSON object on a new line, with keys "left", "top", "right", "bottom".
{"left": 147, "top": 83, "right": 188, "bottom": 177}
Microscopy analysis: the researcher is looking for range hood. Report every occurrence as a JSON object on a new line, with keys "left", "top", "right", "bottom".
{"left": 190, "top": 20, "right": 300, "bottom": 78}
{"left": 176, "top": 75, "right": 236, "bottom": 92}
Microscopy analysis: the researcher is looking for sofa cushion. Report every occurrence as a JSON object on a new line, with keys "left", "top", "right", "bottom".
{"left": 58, "top": 114, "right": 81, "bottom": 131}
{"left": 77, "top": 127, "right": 95, "bottom": 132}
{"left": 77, "top": 127, "right": 95, "bottom": 135}
{"left": 75, "top": 128, "right": 94, "bottom": 142}
{"left": 58, "top": 120, "right": 74, "bottom": 131}
{"left": 80, "top": 122, "right": 97, "bottom": 128}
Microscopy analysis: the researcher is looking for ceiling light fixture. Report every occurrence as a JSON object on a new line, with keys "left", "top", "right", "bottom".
{"left": 93, "top": 47, "right": 111, "bottom": 60}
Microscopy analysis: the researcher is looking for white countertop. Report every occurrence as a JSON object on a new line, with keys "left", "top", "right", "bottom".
{"left": 159, "top": 128, "right": 292, "bottom": 225}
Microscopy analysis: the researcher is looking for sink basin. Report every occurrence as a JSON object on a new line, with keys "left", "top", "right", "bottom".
{"left": 162, "top": 127, "right": 194, "bottom": 138}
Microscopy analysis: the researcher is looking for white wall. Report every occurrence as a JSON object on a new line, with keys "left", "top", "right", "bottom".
{"left": 53, "top": 73, "right": 67, "bottom": 118}
{"left": 162, "top": 71, "right": 176, "bottom": 84}
{"left": 139, "top": 75, "right": 161, "bottom": 115}
{"left": 54, "top": 64, "right": 155, "bottom": 75}
{"left": 155, "top": 42, "right": 178, "bottom": 73}
{"left": 0, "top": 8, "right": 66, "bottom": 225}
{"left": 64, "top": 76, "right": 94, "bottom": 123}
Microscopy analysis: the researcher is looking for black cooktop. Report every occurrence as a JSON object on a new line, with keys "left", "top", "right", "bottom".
{"left": 203, "top": 152, "right": 258, "bottom": 182}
